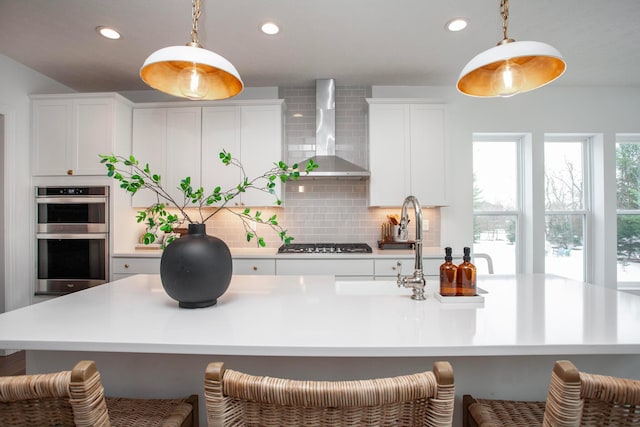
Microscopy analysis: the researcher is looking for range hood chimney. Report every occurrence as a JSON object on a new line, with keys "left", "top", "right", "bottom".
{"left": 300, "top": 79, "right": 370, "bottom": 178}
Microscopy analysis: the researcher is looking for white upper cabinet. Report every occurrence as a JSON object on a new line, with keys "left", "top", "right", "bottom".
{"left": 201, "top": 106, "right": 241, "bottom": 205}
{"left": 240, "top": 105, "right": 283, "bottom": 206}
{"left": 201, "top": 102, "right": 283, "bottom": 207}
{"left": 131, "top": 108, "right": 167, "bottom": 207}
{"left": 166, "top": 107, "right": 202, "bottom": 203}
{"left": 131, "top": 107, "right": 201, "bottom": 207}
{"left": 367, "top": 99, "right": 446, "bottom": 207}
{"left": 32, "top": 93, "right": 132, "bottom": 176}
{"left": 131, "top": 100, "right": 283, "bottom": 209}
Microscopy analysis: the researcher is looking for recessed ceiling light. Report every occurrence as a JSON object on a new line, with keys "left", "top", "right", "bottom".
{"left": 261, "top": 22, "right": 280, "bottom": 35}
{"left": 446, "top": 18, "right": 468, "bottom": 32}
{"left": 97, "top": 26, "right": 121, "bottom": 40}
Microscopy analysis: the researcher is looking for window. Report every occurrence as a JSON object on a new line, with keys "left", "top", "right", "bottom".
{"left": 544, "top": 139, "right": 588, "bottom": 282}
{"left": 472, "top": 137, "right": 520, "bottom": 274}
{"left": 616, "top": 136, "right": 640, "bottom": 285}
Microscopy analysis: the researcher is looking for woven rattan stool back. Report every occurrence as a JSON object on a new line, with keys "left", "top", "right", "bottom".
{"left": 463, "top": 360, "right": 640, "bottom": 427}
{"left": 0, "top": 360, "right": 197, "bottom": 427}
{"left": 205, "top": 361, "right": 455, "bottom": 426}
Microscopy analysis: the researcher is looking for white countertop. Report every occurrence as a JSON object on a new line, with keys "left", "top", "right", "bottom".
{"left": 1, "top": 274, "right": 639, "bottom": 357}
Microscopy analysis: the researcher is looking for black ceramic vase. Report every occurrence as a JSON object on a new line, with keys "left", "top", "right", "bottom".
{"left": 159, "top": 223, "right": 232, "bottom": 308}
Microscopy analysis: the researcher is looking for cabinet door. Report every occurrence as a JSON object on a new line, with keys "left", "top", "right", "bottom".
{"left": 111, "top": 257, "right": 161, "bottom": 280}
{"left": 374, "top": 258, "right": 441, "bottom": 278}
{"left": 32, "top": 99, "right": 72, "bottom": 175}
{"left": 276, "top": 259, "right": 374, "bottom": 276}
{"left": 202, "top": 105, "right": 283, "bottom": 208}
{"left": 374, "top": 258, "right": 413, "bottom": 277}
{"left": 165, "top": 107, "right": 202, "bottom": 204}
{"left": 368, "top": 103, "right": 410, "bottom": 206}
{"left": 73, "top": 98, "right": 114, "bottom": 175}
{"left": 201, "top": 106, "right": 241, "bottom": 206}
{"left": 240, "top": 105, "right": 283, "bottom": 206}
{"left": 368, "top": 101, "right": 446, "bottom": 207}
{"left": 233, "top": 259, "right": 276, "bottom": 275}
{"left": 409, "top": 105, "right": 446, "bottom": 205}
{"left": 131, "top": 108, "right": 167, "bottom": 207}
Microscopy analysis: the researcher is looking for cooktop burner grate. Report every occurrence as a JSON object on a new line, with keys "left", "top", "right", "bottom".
{"left": 277, "top": 243, "right": 373, "bottom": 254}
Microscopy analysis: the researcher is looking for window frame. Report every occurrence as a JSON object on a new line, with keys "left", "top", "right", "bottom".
{"left": 543, "top": 135, "right": 593, "bottom": 283}
{"left": 472, "top": 134, "right": 525, "bottom": 274}
{"left": 615, "top": 135, "right": 640, "bottom": 288}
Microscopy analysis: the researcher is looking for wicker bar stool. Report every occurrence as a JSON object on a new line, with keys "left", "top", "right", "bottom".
{"left": 463, "top": 359, "right": 640, "bottom": 427}
{"left": 204, "top": 361, "right": 455, "bottom": 426}
{"left": 0, "top": 360, "right": 197, "bottom": 427}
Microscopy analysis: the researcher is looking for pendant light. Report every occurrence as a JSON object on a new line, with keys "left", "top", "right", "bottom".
{"left": 140, "top": 0, "right": 243, "bottom": 100}
{"left": 457, "top": 0, "right": 566, "bottom": 98}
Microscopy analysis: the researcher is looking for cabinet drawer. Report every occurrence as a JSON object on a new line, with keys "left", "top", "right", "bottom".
{"left": 276, "top": 259, "right": 374, "bottom": 276}
{"left": 233, "top": 259, "right": 276, "bottom": 275}
{"left": 374, "top": 258, "right": 440, "bottom": 277}
{"left": 112, "top": 257, "right": 160, "bottom": 275}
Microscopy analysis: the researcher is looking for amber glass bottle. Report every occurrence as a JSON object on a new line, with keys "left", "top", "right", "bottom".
{"left": 439, "top": 247, "right": 458, "bottom": 296}
{"left": 456, "top": 247, "right": 477, "bottom": 296}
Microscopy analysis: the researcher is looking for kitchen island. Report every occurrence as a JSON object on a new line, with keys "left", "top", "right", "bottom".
{"left": 1, "top": 274, "right": 639, "bottom": 425}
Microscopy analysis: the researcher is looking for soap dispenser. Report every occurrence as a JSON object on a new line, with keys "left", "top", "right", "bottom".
{"left": 456, "top": 247, "right": 477, "bottom": 296}
{"left": 439, "top": 247, "right": 457, "bottom": 296}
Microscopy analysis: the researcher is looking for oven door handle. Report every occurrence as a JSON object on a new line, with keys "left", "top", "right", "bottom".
{"left": 36, "top": 233, "right": 108, "bottom": 239}
{"left": 36, "top": 197, "right": 108, "bottom": 204}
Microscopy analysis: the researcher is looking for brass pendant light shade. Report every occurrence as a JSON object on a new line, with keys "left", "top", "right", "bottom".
{"left": 140, "top": 0, "right": 243, "bottom": 100}
{"left": 457, "top": 0, "right": 566, "bottom": 98}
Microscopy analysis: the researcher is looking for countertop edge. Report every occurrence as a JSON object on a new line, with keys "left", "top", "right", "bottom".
{"left": 4, "top": 341, "right": 640, "bottom": 357}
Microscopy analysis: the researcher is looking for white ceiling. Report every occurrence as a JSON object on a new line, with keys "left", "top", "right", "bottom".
{"left": 1, "top": 0, "right": 639, "bottom": 92}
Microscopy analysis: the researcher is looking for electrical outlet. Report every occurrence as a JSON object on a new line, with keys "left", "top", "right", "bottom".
{"left": 424, "top": 219, "right": 429, "bottom": 231}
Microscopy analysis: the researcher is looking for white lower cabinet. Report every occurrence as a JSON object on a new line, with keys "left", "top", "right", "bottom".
{"left": 111, "top": 255, "right": 440, "bottom": 282}
{"left": 233, "top": 259, "right": 276, "bottom": 275}
{"left": 374, "top": 258, "right": 440, "bottom": 278}
{"left": 112, "top": 256, "right": 276, "bottom": 281}
{"left": 111, "top": 257, "right": 161, "bottom": 281}
{"left": 276, "top": 259, "right": 374, "bottom": 279}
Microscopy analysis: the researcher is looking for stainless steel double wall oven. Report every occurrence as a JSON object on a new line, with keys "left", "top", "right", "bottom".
{"left": 36, "top": 186, "right": 109, "bottom": 295}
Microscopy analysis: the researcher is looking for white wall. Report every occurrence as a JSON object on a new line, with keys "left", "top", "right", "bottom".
{"left": 372, "top": 85, "right": 640, "bottom": 285}
{"left": 0, "top": 54, "right": 73, "bottom": 310}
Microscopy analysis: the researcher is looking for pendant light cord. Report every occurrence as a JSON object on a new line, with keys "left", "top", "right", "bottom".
{"left": 190, "top": 0, "right": 202, "bottom": 47}
{"left": 499, "top": 0, "right": 514, "bottom": 44}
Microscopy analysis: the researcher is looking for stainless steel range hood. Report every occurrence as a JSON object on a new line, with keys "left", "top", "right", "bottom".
{"left": 300, "top": 79, "right": 370, "bottom": 178}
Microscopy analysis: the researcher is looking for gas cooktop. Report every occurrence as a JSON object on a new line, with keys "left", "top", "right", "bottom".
{"left": 277, "top": 243, "right": 373, "bottom": 254}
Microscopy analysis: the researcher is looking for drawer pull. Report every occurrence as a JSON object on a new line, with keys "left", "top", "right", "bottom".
{"left": 252, "top": 266, "right": 258, "bottom": 271}
{"left": 124, "top": 264, "right": 129, "bottom": 269}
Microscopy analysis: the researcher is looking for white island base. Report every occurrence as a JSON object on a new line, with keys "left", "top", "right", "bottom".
{"left": 2, "top": 274, "right": 640, "bottom": 426}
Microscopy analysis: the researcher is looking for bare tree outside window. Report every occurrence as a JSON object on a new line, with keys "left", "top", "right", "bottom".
{"left": 544, "top": 141, "right": 586, "bottom": 281}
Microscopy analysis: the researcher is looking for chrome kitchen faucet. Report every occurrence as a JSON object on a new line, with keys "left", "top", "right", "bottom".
{"left": 396, "top": 195, "right": 426, "bottom": 300}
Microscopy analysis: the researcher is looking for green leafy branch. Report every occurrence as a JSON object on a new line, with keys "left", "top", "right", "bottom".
{"left": 99, "top": 151, "right": 318, "bottom": 247}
